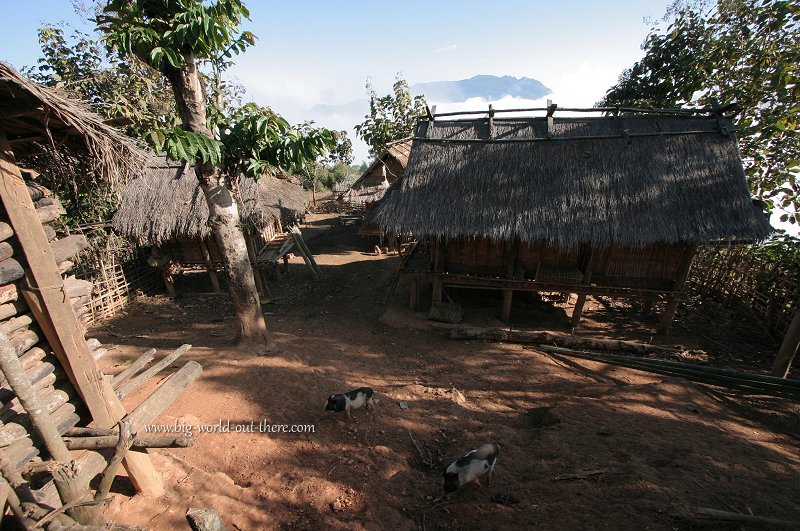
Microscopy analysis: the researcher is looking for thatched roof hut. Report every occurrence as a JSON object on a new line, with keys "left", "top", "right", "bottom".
{"left": 342, "top": 138, "right": 412, "bottom": 205}
{"left": 0, "top": 60, "right": 144, "bottom": 182}
{"left": 375, "top": 115, "right": 771, "bottom": 246}
{"left": 377, "top": 110, "right": 773, "bottom": 332}
{"left": 113, "top": 158, "right": 308, "bottom": 245}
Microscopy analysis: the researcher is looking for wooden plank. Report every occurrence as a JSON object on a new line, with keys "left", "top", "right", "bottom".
{"left": 128, "top": 361, "right": 202, "bottom": 433}
{"left": 432, "top": 238, "right": 443, "bottom": 305}
{"left": 0, "top": 129, "right": 163, "bottom": 497}
{"left": 110, "top": 348, "right": 156, "bottom": 390}
{"left": 116, "top": 344, "right": 192, "bottom": 399}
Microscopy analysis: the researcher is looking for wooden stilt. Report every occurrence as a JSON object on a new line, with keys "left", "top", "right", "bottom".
{"left": 410, "top": 277, "right": 419, "bottom": 311}
{"left": 162, "top": 271, "right": 176, "bottom": 297}
{"left": 432, "top": 239, "right": 443, "bottom": 305}
{"left": 657, "top": 244, "right": 697, "bottom": 335}
{"left": 198, "top": 239, "right": 220, "bottom": 293}
{"left": 501, "top": 240, "right": 519, "bottom": 322}
{"left": 571, "top": 246, "right": 595, "bottom": 327}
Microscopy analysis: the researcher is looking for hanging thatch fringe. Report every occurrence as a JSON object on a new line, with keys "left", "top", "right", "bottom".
{"left": 0, "top": 61, "right": 145, "bottom": 184}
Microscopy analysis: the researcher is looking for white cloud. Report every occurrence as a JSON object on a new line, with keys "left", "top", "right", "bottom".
{"left": 434, "top": 44, "right": 458, "bottom": 54}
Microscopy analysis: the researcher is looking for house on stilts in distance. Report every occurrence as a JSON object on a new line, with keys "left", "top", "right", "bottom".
{"left": 374, "top": 106, "right": 773, "bottom": 333}
{"left": 113, "top": 159, "right": 312, "bottom": 293}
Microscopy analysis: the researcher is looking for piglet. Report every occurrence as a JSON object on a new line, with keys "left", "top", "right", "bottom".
{"left": 324, "top": 387, "right": 374, "bottom": 419}
{"left": 442, "top": 443, "right": 500, "bottom": 495}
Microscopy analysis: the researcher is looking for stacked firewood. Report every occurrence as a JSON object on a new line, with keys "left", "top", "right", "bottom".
{"left": 0, "top": 183, "right": 105, "bottom": 481}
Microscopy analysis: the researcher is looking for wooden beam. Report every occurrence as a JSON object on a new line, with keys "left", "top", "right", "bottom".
{"left": 657, "top": 244, "right": 697, "bottom": 334}
{"left": 501, "top": 240, "right": 518, "bottom": 322}
{"left": 546, "top": 99, "right": 557, "bottom": 139}
{"left": 0, "top": 128, "right": 163, "bottom": 497}
{"left": 488, "top": 104, "right": 495, "bottom": 140}
{"left": 116, "top": 344, "right": 192, "bottom": 399}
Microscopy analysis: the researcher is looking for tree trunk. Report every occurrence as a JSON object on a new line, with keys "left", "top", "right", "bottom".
{"left": 162, "top": 55, "right": 274, "bottom": 350}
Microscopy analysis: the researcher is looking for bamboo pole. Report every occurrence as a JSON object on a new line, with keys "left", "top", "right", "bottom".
{"left": 772, "top": 309, "right": 800, "bottom": 378}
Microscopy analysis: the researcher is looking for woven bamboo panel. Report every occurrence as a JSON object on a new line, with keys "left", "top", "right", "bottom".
{"left": 691, "top": 245, "right": 799, "bottom": 337}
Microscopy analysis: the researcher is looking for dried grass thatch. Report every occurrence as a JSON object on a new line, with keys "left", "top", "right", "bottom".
{"left": 374, "top": 115, "right": 773, "bottom": 247}
{"left": 342, "top": 139, "right": 412, "bottom": 205}
{"left": 113, "top": 157, "right": 308, "bottom": 245}
{"left": 0, "top": 61, "right": 144, "bottom": 183}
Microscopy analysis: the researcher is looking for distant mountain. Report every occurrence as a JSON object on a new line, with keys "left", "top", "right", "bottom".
{"left": 411, "top": 75, "right": 551, "bottom": 103}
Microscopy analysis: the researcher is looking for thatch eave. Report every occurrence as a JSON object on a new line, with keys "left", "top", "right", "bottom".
{"left": 112, "top": 157, "right": 308, "bottom": 246}
{"left": 0, "top": 61, "right": 145, "bottom": 183}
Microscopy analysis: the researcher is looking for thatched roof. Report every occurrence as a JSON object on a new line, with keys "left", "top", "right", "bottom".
{"left": 113, "top": 157, "right": 308, "bottom": 245}
{"left": 374, "top": 114, "right": 773, "bottom": 247}
{"left": 342, "top": 139, "right": 412, "bottom": 204}
{"left": 0, "top": 61, "right": 144, "bottom": 182}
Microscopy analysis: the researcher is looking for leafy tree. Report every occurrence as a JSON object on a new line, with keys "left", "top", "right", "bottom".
{"left": 22, "top": 24, "right": 177, "bottom": 224}
{"left": 98, "top": 0, "right": 334, "bottom": 350}
{"left": 602, "top": 0, "right": 800, "bottom": 225}
{"left": 355, "top": 75, "right": 427, "bottom": 158}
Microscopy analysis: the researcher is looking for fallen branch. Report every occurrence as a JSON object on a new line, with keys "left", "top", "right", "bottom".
{"left": 450, "top": 327, "right": 684, "bottom": 356}
{"left": 691, "top": 506, "right": 800, "bottom": 528}
{"left": 408, "top": 430, "right": 437, "bottom": 470}
{"left": 95, "top": 417, "right": 134, "bottom": 502}
{"left": 551, "top": 469, "right": 607, "bottom": 481}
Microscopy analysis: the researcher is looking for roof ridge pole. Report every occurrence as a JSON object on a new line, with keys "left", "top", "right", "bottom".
{"left": 546, "top": 100, "right": 557, "bottom": 139}
{"left": 488, "top": 104, "right": 495, "bottom": 140}
{"left": 709, "top": 97, "right": 730, "bottom": 137}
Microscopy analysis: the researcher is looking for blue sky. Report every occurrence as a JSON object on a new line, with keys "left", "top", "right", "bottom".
{"left": 2, "top": 1, "right": 673, "bottom": 162}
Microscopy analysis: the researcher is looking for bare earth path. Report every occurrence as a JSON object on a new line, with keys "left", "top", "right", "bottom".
{"left": 95, "top": 213, "right": 800, "bottom": 530}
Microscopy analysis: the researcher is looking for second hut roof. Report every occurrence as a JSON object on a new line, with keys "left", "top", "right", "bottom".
{"left": 113, "top": 158, "right": 308, "bottom": 245}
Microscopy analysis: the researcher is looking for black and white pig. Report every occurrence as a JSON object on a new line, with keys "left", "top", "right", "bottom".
{"left": 442, "top": 443, "right": 500, "bottom": 495}
{"left": 323, "top": 387, "right": 375, "bottom": 419}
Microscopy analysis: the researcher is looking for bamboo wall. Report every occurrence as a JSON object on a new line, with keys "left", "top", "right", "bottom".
{"left": 691, "top": 245, "right": 799, "bottom": 337}
{"left": 71, "top": 230, "right": 163, "bottom": 326}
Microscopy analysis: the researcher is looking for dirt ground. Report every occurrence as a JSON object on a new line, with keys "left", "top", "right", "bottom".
{"left": 93, "top": 212, "right": 800, "bottom": 530}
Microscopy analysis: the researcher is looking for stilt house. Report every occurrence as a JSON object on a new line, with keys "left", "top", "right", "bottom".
{"left": 113, "top": 159, "right": 309, "bottom": 293}
{"left": 374, "top": 107, "right": 773, "bottom": 333}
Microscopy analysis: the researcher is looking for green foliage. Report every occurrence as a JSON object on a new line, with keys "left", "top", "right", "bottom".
{"left": 355, "top": 75, "right": 427, "bottom": 158}
{"left": 219, "top": 104, "right": 336, "bottom": 179}
{"left": 163, "top": 127, "right": 223, "bottom": 164}
{"left": 744, "top": 233, "right": 800, "bottom": 275}
{"left": 602, "top": 0, "right": 800, "bottom": 224}
{"left": 300, "top": 161, "right": 358, "bottom": 191}
{"left": 328, "top": 130, "right": 354, "bottom": 166}
{"left": 25, "top": 24, "right": 178, "bottom": 147}
{"left": 98, "top": 0, "right": 255, "bottom": 69}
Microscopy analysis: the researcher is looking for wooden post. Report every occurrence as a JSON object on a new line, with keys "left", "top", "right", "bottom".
{"left": 162, "top": 271, "right": 176, "bottom": 297}
{"left": 772, "top": 309, "right": 800, "bottom": 378}
{"left": 432, "top": 238, "right": 443, "bottom": 305}
{"left": 571, "top": 246, "right": 595, "bottom": 327}
{"left": 657, "top": 244, "right": 697, "bottom": 335}
{"left": 0, "top": 129, "right": 163, "bottom": 497}
{"left": 501, "top": 240, "right": 519, "bottom": 322}
{"left": 410, "top": 277, "right": 419, "bottom": 311}
{"left": 198, "top": 239, "right": 220, "bottom": 293}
